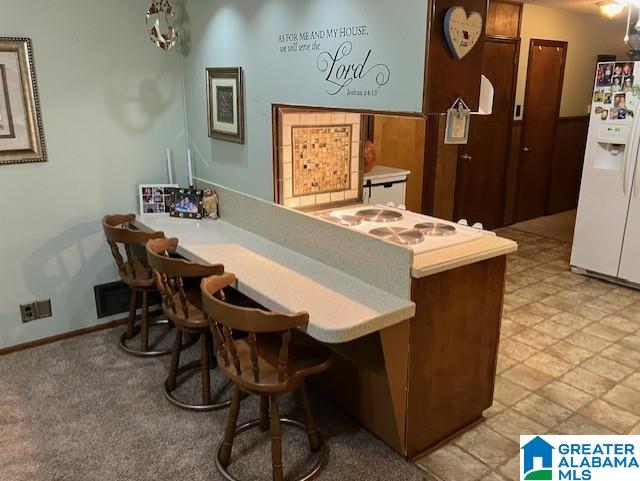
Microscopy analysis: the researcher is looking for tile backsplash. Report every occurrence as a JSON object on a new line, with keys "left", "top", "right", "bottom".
{"left": 276, "top": 108, "right": 363, "bottom": 209}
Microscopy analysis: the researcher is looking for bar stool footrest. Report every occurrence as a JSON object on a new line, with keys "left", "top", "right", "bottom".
{"left": 119, "top": 319, "right": 180, "bottom": 357}
{"left": 163, "top": 360, "right": 233, "bottom": 412}
{"left": 215, "top": 418, "right": 325, "bottom": 481}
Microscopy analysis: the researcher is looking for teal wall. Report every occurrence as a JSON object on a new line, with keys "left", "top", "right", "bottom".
{"left": 0, "top": 0, "right": 187, "bottom": 349}
{"left": 0, "top": 0, "right": 428, "bottom": 349}
{"left": 182, "top": 0, "right": 428, "bottom": 200}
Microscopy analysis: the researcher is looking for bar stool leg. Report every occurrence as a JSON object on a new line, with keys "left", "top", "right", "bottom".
{"left": 126, "top": 289, "right": 138, "bottom": 340}
{"left": 206, "top": 332, "right": 215, "bottom": 367}
{"left": 140, "top": 291, "right": 149, "bottom": 352}
{"left": 259, "top": 396, "right": 270, "bottom": 432}
{"left": 219, "top": 386, "right": 242, "bottom": 468}
{"left": 200, "top": 333, "right": 212, "bottom": 405}
{"left": 270, "top": 395, "right": 284, "bottom": 481}
{"left": 167, "top": 329, "right": 183, "bottom": 391}
{"left": 299, "top": 385, "right": 321, "bottom": 452}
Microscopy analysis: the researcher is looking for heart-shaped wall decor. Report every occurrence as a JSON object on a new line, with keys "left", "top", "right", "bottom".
{"left": 444, "top": 6, "right": 483, "bottom": 60}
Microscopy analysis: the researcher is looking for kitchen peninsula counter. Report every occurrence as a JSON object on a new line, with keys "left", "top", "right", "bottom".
{"left": 138, "top": 182, "right": 517, "bottom": 461}
{"left": 136, "top": 215, "right": 416, "bottom": 344}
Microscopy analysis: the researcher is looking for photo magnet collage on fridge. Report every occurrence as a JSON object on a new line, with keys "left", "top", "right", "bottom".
{"left": 594, "top": 62, "right": 640, "bottom": 121}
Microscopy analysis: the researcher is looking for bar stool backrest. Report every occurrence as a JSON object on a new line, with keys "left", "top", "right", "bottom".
{"left": 146, "top": 237, "right": 224, "bottom": 320}
{"left": 102, "top": 214, "right": 164, "bottom": 282}
{"left": 201, "top": 274, "right": 310, "bottom": 386}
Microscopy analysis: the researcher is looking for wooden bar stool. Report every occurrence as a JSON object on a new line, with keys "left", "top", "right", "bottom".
{"left": 102, "top": 214, "right": 173, "bottom": 357}
{"left": 201, "top": 273, "right": 332, "bottom": 481}
{"left": 146, "top": 237, "right": 232, "bottom": 411}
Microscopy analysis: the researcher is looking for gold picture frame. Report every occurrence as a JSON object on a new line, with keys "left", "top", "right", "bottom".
{"left": 0, "top": 37, "right": 47, "bottom": 165}
{"left": 206, "top": 67, "right": 244, "bottom": 144}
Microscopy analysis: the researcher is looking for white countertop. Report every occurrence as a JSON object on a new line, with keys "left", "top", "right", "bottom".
{"left": 412, "top": 236, "right": 518, "bottom": 278}
{"left": 136, "top": 215, "right": 416, "bottom": 344}
{"left": 364, "top": 165, "right": 411, "bottom": 182}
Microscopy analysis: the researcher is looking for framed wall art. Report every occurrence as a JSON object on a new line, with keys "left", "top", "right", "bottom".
{"left": 0, "top": 37, "right": 47, "bottom": 165}
{"left": 138, "top": 184, "right": 178, "bottom": 214}
{"left": 206, "top": 67, "right": 244, "bottom": 144}
{"left": 170, "top": 188, "right": 204, "bottom": 219}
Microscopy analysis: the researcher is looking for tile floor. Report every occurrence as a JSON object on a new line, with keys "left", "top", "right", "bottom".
{"left": 416, "top": 227, "right": 640, "bottom": 481}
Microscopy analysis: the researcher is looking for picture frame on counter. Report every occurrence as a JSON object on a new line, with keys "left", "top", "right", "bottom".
{"left": 206, "top": 67, "right": 244, "bottom": 144}
{"left": 138, "top": 184, "right": 178, "bottom": 215}
{"left": 0, "top": 37, "right": 47, "bottom": 165}
{"left": 170, "top": 188, "right": 205, "bottom": 219}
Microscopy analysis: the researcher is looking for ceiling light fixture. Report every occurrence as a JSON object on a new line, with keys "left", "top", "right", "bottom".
{"left": 146, "top": 0, "right": 178, "bottom": 51}
{"left": 599, "top": 1, "right": 626, "bottom": 19}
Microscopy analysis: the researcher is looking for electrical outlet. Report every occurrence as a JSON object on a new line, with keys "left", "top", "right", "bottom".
{"left": 20, "top": 299, "right": 52, "bottom": 323}
{"left": 20, "top": 303, "right": 36, "bottom": 322}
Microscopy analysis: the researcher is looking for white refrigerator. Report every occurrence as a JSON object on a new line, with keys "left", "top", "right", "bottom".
{"left": 572, "top": 61, "right": 640, "bottom": 286}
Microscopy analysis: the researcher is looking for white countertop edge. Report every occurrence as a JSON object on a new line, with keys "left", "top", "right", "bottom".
{"left": 411, "top": 238, "right": 518, "bottom": 278}
{"left": 239, "top": 279, "right": 417, "bottom": 344}
{"left": 364, "top": 165, "right": 411, "bottom": 181}
{"left": 166, "top": 228, "right": 416, "bottom": 344}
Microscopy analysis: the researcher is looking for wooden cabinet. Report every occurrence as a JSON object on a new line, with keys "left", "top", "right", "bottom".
{"left": 310, "top": 256, "right": 508, "bottom": 459}
{"left": 486, "top": 0, "right": 522, "bottom": 37}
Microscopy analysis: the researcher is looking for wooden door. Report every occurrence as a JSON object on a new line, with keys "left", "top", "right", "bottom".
{"left": 515, "top": 39, "right": 567, "bottom": 222}
{"left": 454, "top": 38, "right": 519, "bottom": 229}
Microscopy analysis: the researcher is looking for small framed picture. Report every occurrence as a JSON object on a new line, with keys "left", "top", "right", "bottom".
{"left": 138, "top": 184, "right": 177, "bottom": 215}
{"left": 444, "top": 106, "right": 471, "bottom": 144}
{"left": 206, "top": 67, "right": 244, "bottom": 144}
{"left": 170, "top": 188, "right": 204, "bottom": 219}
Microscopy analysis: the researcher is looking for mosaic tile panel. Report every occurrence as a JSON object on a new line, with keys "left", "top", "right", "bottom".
{"left": 291, "top": 125, "right": 352, "bottom": 197}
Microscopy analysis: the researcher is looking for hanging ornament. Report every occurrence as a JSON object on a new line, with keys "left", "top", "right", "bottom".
{"left": 146, "top": 0, "right": 178, "bottom": 51}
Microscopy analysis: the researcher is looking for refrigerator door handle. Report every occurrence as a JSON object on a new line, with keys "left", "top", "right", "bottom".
{"left": 635, "top": 160, "right": 640, "bottom": 197}
{"left": 623, "top": 145, "right": 629, "bottom": 196}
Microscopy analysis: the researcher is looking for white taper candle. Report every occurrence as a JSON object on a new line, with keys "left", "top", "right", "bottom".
{"left": 165, "top": 148, "right": 175, "bottom": 184}
{"left": 187, "top": 149, "right": 194, "bottom": 188}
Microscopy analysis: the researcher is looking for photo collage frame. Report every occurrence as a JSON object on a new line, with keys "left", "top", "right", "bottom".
{"left": 594, "top": 62, "right": 640, "bottom": 121}
{"left": 139, "top": 184, "right": 177, "bottom": 215}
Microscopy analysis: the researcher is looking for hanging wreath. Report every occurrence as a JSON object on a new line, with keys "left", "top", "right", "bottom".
{"left": 146, "top": 0, "right": 178, "bottom": 51}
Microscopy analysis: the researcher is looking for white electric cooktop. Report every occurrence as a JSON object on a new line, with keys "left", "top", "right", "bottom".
{"left": 315, "top": 204, "right": 494, "bottom": 255}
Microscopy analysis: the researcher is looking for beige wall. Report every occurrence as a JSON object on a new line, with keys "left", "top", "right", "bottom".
{"left": 516, "top": 4, "right": 629, "bottom": 118}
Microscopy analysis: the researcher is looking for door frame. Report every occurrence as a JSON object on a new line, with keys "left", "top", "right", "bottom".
{"left": 453, "top": 35, "right": 521, "bottom": 228}
{"left": 514, "top": 38, "right": 568, "bottom": 222}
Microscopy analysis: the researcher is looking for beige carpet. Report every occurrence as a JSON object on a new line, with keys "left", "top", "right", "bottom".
{"left": 507, "top": 210, "right": 576, "bottom": 243}
{"left": 0, "top": 327, "right": 432, "bottom": 481}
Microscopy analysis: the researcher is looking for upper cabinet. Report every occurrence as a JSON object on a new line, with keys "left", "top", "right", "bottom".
{"left": 423, "top": 0, "right": 489, "bottom": 113}
{"left": 486, "top": 0, "right": 522, "bottom": 38}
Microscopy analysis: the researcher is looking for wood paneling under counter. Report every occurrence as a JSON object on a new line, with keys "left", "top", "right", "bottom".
{"left": 407, "top": 256, "right": 506, "bottom": 458}
{"left": 311, "top": 255, "right": 508, "bottom": 459}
